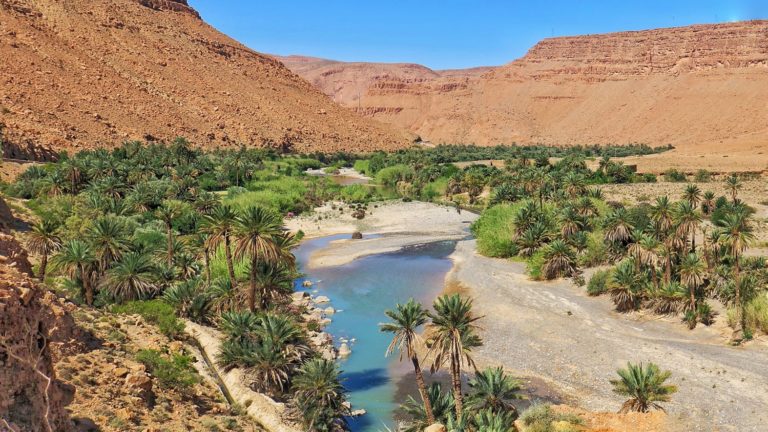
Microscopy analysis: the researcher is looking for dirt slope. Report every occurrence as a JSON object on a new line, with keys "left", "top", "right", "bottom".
{"left": 0, "top": 0, "right": 413, "bottom": 159}
{"left": 283, "top": 21, "right": 768, "bottom": 156}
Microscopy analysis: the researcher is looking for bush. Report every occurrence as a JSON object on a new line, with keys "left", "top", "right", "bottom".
{"left": 526, "top": 251, "right": 546, "bottom": 281}
{"left": 745, "top": 295, "right": 768, "bottom": 334}
{"left": 578, "top": 231, "right": 609, "bottom": 267}
{"left": 135, "top": 349, "right": 200, "bottom": 390}
{"left": 587, "top": 269, "right": 612, "bottom": 296}
{"left": 353, "top": 159, "right": 370, "bottom": 175}
{"left": 694, "top": 169, "right": 712, "bottom": 182}
{"left": 112, "top": 300, "right": 185, "bottom": 339}
{"left": 374, "top": 164, "right": 414, "bottom": 187}
{"left": 663, "top": 169, "right": 687, "bottom": 182}
{"left": 520, "top": 403, "right": 583, "bottom": 432}
{"left": 471, "top": 204, "right": 520, "bottom": 258}
{"left": 340, "top": 184, "right": 372, "bottom": 203}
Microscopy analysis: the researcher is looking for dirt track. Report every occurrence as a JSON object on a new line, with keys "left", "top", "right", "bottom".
{"left": 448, "top": 239, "right": 768, "bottom": 432}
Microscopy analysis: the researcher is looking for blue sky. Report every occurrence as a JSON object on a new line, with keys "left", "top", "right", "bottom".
{"left": 189, "top": 1, "right": 767, "bottom": 70}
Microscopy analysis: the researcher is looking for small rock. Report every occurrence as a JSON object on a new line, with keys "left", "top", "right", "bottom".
{"left": 424, "top": 424, "right": 446, "bottom": 432}
{"left": 314, "top": 295, "right": 330, "bottom": 304}
{"left": 302, "top": 280, "right": 313, "bottom": 287}
{"left": 351, "top": 409, "right": 366, "bottom": 417}
{"left": 338, "top": 342, "right": 351, "bottom": 358}
{"left": 113, "top": 367, "right": 129, "bottom": 378}
{"left": 351, "top": 231, "right": 363, "bottom": 240}
{"left": 324, "top": 307, "right": 335, "bottom": 315}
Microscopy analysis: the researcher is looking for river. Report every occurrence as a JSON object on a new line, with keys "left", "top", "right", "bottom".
{"left": 293, "top": 234, "right": 457, "bottom": 431}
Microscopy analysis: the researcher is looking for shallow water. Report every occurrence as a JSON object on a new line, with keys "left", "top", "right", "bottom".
{"left": 294, "top": 234, "right": 456, "bottom": 431}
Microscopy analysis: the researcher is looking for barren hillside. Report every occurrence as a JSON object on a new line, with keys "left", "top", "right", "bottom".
{"left": 0, "top": 0, "right": 414, "bottom": 159}
{"left": 283, "top": 21, "right": 768, "bottom": 159}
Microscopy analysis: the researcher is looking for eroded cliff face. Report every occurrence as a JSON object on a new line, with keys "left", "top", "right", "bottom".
{"left": 0, "top": 262, "right": 76, "bottom": 432}
{"left": 284, "top": 21, "right": 768, "bottom": 152}
{"left": 0, "top": 0, "right": 413, "bottom": 158}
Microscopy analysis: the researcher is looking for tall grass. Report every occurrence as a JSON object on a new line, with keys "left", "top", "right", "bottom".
{"left": 471, "top": 203, "right": 521, "bottom": 258}
{"left": 745, "top": 295, "right": 768, "bottom": 334}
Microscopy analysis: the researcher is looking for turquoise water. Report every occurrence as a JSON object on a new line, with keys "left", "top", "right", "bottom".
{"left": 294, "top": 235, "right": 456, "bottom": 431}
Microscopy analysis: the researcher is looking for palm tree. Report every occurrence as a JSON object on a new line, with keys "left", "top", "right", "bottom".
{"left": 401, "top": 383, "right": 454, "bottom": 432}
{"left": 701, "top": 191, "right": 716, "bottom": 217}
{"left": 209, "top": 277, "right": 240, "bottom": 314}
{"left": 682, "top": 184, "right": 702, "bottom": 208}
{"left": 466, "top": 367, "right": 523, "bottom": 417}
{"left": 541, "top": 240, "right": 578, "bottom": 279}
{"left": 679, "top": 253, "right": 705, "bottom": 313}
{"left": 603, "top": 208, "right": 633, "bottom": 245}
{"left": 102, "top": 252, "right": 157, "bottom": 302}
{"left": 638, "top": 235, "right": 661, "bottom": 289}
{"left": 428, "top": 294, "right": 483, "bottom": 418}
{"left": 87, "top": 216, "right": 129, "bottom": 274}
{"left": 674, "top": 201, "right": 702, "bottom": 253}
{"left": 53, "top": 240, "right": 96, "bottom": 305}
{"left": 380, "top": 299, "right": 435, "bottom": 424}
{"left": 203, "top": 204, "right": 239, "bottom": 288}
{"left": 558, "top": 207, "right": 584, "bottom": 238}
{"left": 26, "top": 218, "right": 62, "bottom": 281}
{"left": 472, "top": 408, "right": 517, "bottom": 432}
{"left": 650, "top": 196, "right": 674, "bottom": 234}
{"left": 717, "top": 213, "right": 755, "bottom": 337}
{"left": 234, "top": 206, "right": 282, "bottom": 312}
{"left": 724, "top": 175, "right": 742, "bottom": 203}
{"left": 292, "top": 359, "right": 349, "bottom": 432}
{"left": 610, "top": 362, "right": 677, "bottom": 413}
{"left": 256, "top": 262, "right": 294, "bottom": 311}
{"left": 610, "top": 259, "right": 642, "bottom": 312}
{"left": 155, "top": 200, "right": 186, "bottom": 268}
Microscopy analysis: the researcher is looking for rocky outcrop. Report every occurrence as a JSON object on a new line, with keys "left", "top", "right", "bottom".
{"left": 284, "top": 21, "right": 768, "bottom": 152}
{"left": 0, "top": 233, "right": 34, "bottom": 276}
{"left": 137, "top": 0, "right": 200, "bottom": 18}
{"left": 0, "top": 264, "right": 74, "bottom": 432}
{"left": 0, "top": 0, "right": 413, "bottom": 158}
{"left": 0, "top": 197, "right": 13, "bottom": 231}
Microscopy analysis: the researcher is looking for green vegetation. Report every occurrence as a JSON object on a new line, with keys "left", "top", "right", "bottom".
{"left": 112, "top": 300, "right": 185, "bottom": 338}
{"left": 519, "top": 403, "right": 583, "bottom": 432}
{"left": 135, "top": 349, "right": 200, "bottom": 390}
{"left": 610, "top": 362, "right": 677, "bottom": 413}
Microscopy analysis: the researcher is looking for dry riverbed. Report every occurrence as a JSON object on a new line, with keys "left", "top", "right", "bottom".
{"left": 447, "top": 239, "right": 768, "bottom": 432}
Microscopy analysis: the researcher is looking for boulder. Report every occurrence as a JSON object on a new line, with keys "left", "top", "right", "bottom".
{"left": 351, "top": 409, "right": 367, "bottom": 417}
{"left": 338, "top": 342, "right": 351, "bottom": 358}
{"left": 424, "top": 424, "right": 447, "bottom": 432}
{"left": 324, "top": 306, "right": 335, "bottom": 315}
{"left": 125, "top": 372, "right": 154, "bottom": 404}
{"left": 314, "top": 295, "right": 330, "bottom": 304}
{"left": 351, "top": 231, "right": 363, "bottom": 239}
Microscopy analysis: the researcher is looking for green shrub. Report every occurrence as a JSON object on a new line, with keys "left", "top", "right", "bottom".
{"left": 374, "top": 164, "right": 414, "bottom": 187}
{"left": 587, "top": 269, "right": 612, "bottom": 296}
{"left": 745, "top": 295, "right": 768, "bottom": 334}
{"left": 694, "top": 169, "right": 712, "bottom": 182}
{"left": 578, "top": 231, "right": 609, "bottom": 267}
{"left": 471, "top": 204, "right": 520, "bottom": 258}
{"left": 526, "top": 251, "right": 546, "bottom": 281}
{"left": 353, "top": 159, "right": 370, "bottom": 175}
{"left": 520, "top": 403, "right": 583, "bottom": 432}
{"left": 663, "top": 169, "right": 687, "bottom": 182}
{"left": 112, "top": 300, "right": 185, "bottom": 339}
{"left": 340, "top": 184, "right": 373, "bottom": 203}
{"left": 135, "top": 349, "right": 199, "bottom": 390}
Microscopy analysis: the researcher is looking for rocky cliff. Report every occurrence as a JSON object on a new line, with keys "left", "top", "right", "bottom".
{"left": 0, "top": 0, "right": 413, "bottom": 158}
{"left": 282, "top": 21, "right": 768, "bottom": 154}
{"left": 0, "top": 261, "right": 76, "bottom": 431}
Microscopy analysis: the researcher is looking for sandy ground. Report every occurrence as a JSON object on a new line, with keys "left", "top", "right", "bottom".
{"left": 286, "top": 200, "right": 478, "bottom": 268}
{"left": 446, "top": 239, "right": 768, "bottom": 432}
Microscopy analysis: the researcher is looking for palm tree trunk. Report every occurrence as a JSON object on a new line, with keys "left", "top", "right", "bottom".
{"left": 81, "top": 265, "right": 94, "bottom": 306}
{"left": 39, "top": 253, "right": 48, "bottom": 282}
{"left": 248, "top": 256, "right": 257, "bottom": 312}
{"left": 691, "top": 230, "right": 696, "bottom": 254}
{"left": 411, "top": 355, "right": 435, "bottom": 424}
{"left": 734, "top": 251, "right": 743, "bottom": 335}
{"left": 651, "top": 264, "right": 659, "bottom": 290}
{"left": 225, "top": 234, "right": 237, "bottom": 288}
{"left": 665, "top": 250, "right": 672, "bottom": 284}
{"left": 166, "top": 224, "right": 174, "bottom": 268}
{"left": 689, "top": 284, "right": 696, "bottom": 311}
{"left": 450, "top": 347, "right": 463, "bottom": 418}
{"left": 204, "top": 247, "right": 211, "bottom": 285}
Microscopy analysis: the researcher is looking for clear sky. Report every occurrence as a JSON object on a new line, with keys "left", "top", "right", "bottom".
{"left": 189, "top": 1, "right": 767, "bottom": 70}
